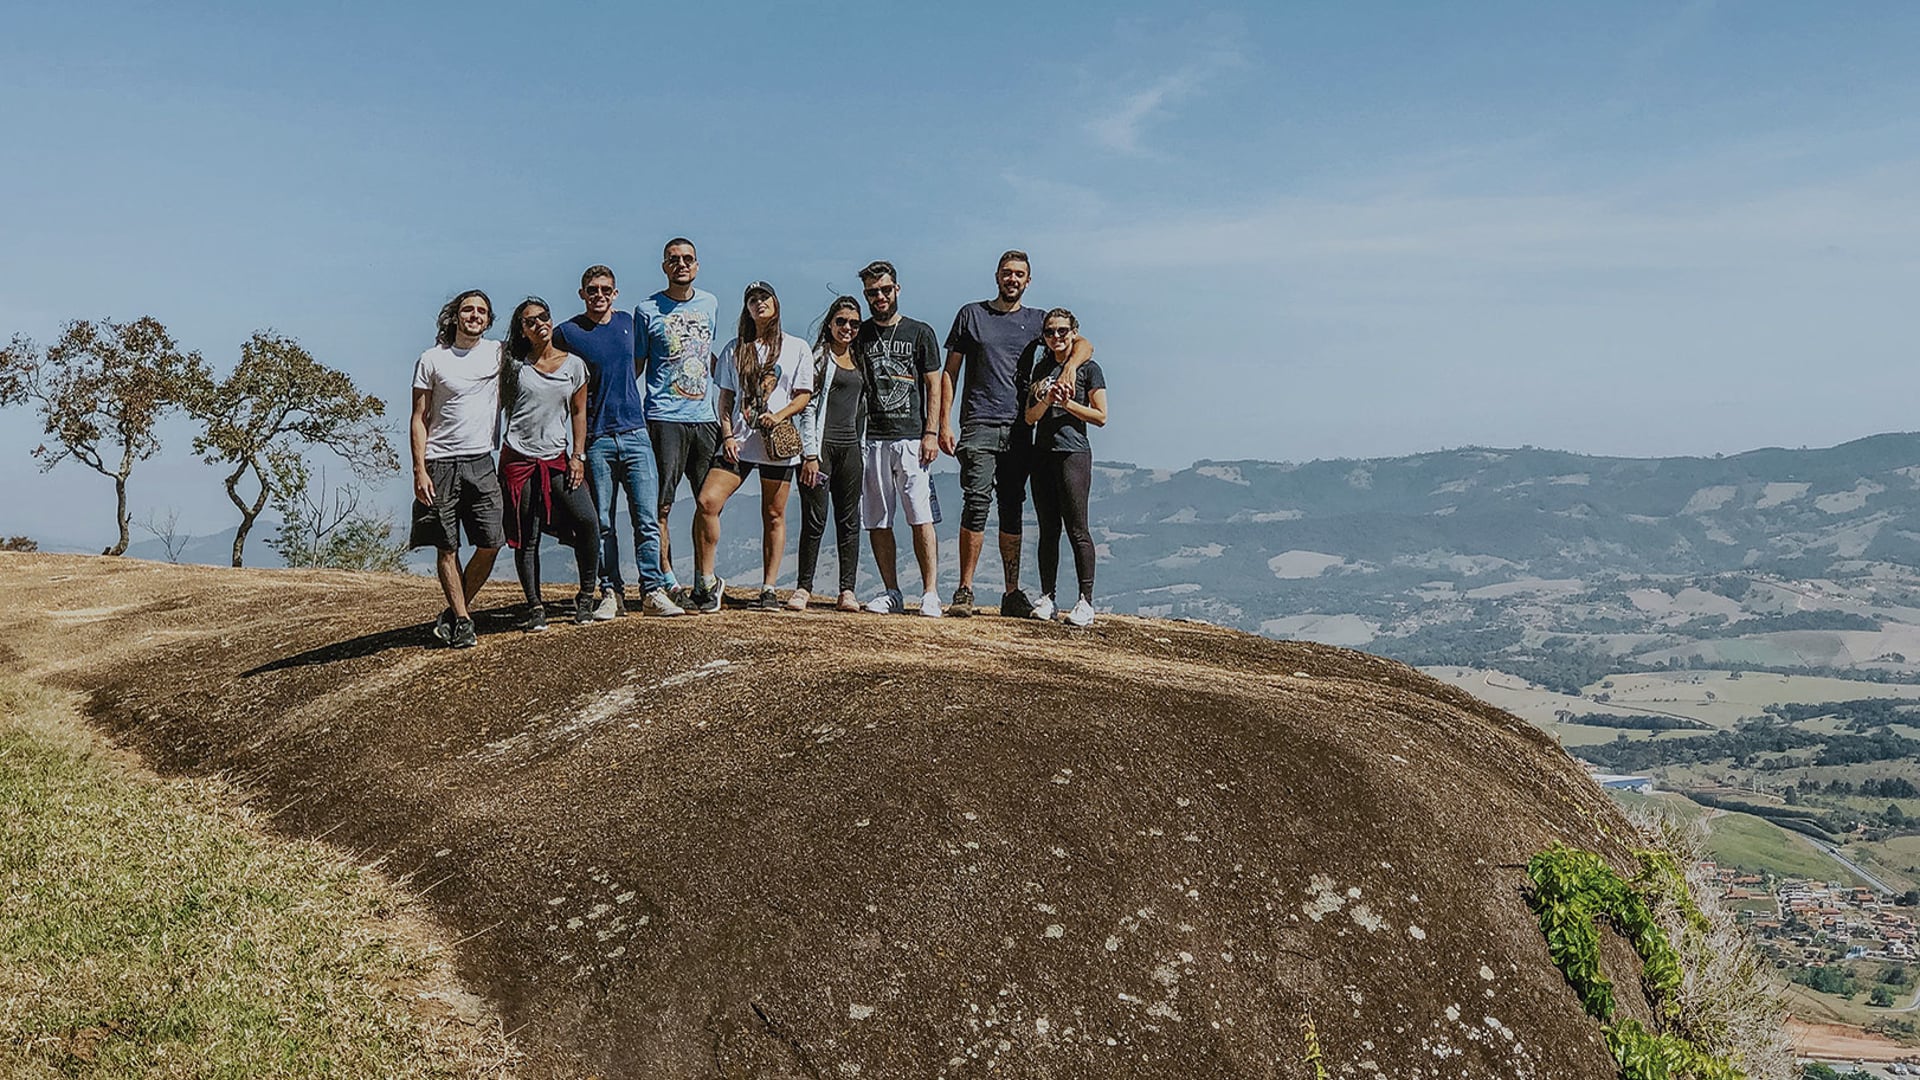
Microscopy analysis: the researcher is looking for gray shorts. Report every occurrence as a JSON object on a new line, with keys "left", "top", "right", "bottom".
{"left": 409, "top": 454, "right": 506, "bottom": 551}
{"left": 956, "top": 423, "right": 1031, "bottom": 535}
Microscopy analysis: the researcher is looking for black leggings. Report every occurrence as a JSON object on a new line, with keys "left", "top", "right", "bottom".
{"left": 1031, "top": 451, "right": 1095, "bottom": 601}
{"left": 514, "top": 471, "right": 601, "bottom": 607}
{"left": 796, "top": 440, "right": 862, "bottom": 593}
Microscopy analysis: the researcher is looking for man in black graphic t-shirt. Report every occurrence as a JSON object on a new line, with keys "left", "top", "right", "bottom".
{"left": 854, "top": 260, "right": 944, "bottom": 618}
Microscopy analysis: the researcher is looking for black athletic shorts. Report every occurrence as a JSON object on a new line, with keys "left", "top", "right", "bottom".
{"left": 408, "top": 453, "right": 506, "bottom": 551}
{"left": 709, "top": 455, "right": 795, "bottom": 483}
{"left": 650, "top": 419, "right": 721, "bottom": 510}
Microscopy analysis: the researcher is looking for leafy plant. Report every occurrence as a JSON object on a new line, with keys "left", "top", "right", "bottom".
{"left": 1526, "top": 844, "right": 1749, "bottom": 1080}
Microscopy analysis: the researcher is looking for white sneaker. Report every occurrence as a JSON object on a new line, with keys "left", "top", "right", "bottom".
{"left": 786, "top": 588, "right": 811, "bottom": 611}
{"left": 592, "top": 590, "right": 621, "bottom": 621}
{"left": 918, "top": 591, "right": 943, "bottom": 617}
{"left": 1030, "top": 594, "right": 1057, "bottom": 621}
{"left": 642, "top": 588, "right": 685, "bottom": 617}
{"left": 865, "top": 589, "right": 904, "bottom": 614}
{"left": 1067, "top": 599, "right": 1096, "bottom": 627}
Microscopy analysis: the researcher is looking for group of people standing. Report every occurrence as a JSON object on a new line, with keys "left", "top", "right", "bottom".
{"left": 407, "top": 243, "right": 1109, "bottom": 648}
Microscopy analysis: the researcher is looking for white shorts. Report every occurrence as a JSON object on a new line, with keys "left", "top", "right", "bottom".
{"left": 861, "top": 438, "right": 942, "bottom": 529}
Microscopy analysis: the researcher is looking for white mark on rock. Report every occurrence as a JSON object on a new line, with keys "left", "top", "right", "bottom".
{"left": 1480, "top": 964, "right": 1496, "bottom": 981}
{"left": 848, "top": 1004, "right": 874, "bottom": 1020}
{"left": 1044, "top": 924, "right": 1066, "bottom": 939}
{"left": 1408, "top": 924, "right": 1426, "bottom": 940}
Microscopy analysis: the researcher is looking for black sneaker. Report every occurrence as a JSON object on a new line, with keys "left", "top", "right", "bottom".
{"left": 573, "top": 595, "right": 596, "bottom": 625}
{"left": 1000, "top": 589, "right": 1035, "bottom": 619}
{"left": 693, "top": 576, "right": 725, "bottom": 614}
{"left": 430, "top": 607, "right": 453, "bottom": 643}
{"left": 754, "top": 588, "right": 781, "bottom": 610}
{"left": 949, "top": 585, "right": 975, "bottom": 618}
{"left": 449, "top": 616, "right": 478, "bottom": 649}
{"left": 524, "top": 604, "right": 548, "bottom": 633}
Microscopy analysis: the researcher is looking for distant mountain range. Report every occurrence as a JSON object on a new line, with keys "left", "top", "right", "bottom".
{"left": 41, "top": 432, "right": 1920, "bottom": 680}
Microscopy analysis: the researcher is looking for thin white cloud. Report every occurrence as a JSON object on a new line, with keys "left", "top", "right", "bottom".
{"left": 1082, "top": 18, "right": 1246, "bottom": 156}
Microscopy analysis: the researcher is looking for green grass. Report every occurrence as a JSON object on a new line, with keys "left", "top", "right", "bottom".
{"left": 1701, "top": 811, "right": 1869, "bottom": 887}
{"left": 0, "top": 677, "right": 517, "bottom": 1078}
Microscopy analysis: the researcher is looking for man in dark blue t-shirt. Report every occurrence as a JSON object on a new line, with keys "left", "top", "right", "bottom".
{"left": 556, "top": 264, "right": 683, "bottom": 619}
{"left": 939, "top": 250, "right": 1090, "bottom": 618}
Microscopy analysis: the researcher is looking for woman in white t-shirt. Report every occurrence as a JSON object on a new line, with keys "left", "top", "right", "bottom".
{"left": 688, "top": 281, "right": 815, "bottom": 613}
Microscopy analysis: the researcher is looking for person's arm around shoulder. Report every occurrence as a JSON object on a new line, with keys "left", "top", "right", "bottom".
{"left": 1059, "top": 361, "right": 1107, "bottom": 427}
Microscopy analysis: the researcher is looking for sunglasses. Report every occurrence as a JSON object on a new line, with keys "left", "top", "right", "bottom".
{"left": 831, "top": 317, "right": 860, "bottom": 329}
{"left": 521, "top": 312, "right": 552, "bottom": 325}
{"left": 665, "top": 254, "right": 696, "bottom": 265}
{"left": 862, "top": 285, "right": 896, "bottom": 298}
{"left": 1043, "top": 327, "right": 1073, "bottom": 337}
{"left": 583, "top": 285, "right": 615, "bottom": 296}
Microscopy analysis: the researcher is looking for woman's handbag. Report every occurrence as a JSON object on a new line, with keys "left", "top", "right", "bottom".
{"left": 764, "top": 415, "right": 803, "bottom": 460}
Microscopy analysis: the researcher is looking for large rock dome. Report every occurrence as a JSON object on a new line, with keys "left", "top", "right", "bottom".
{"left": 6, "top": 554, "right": 1654, "bottom": 1078}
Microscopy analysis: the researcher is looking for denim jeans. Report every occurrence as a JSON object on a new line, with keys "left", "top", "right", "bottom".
{"left": 587, "top": 428, "right": 666, "bottom": 595}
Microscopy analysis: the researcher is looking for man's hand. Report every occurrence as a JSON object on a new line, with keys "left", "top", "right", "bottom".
{"left": 939, "top": 425, "right": 957, "bottom": 456}
{"left": 919, "top": 433, "right": 939, "bottom": 468}
{"left": 414, "top": 468, "right": 435, "bottom": 505}
{"left": 800, "top": 458, "right": 821, "bottom": 487}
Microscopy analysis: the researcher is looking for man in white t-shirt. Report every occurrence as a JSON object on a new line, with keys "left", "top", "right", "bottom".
{"left": 409, "top": 288, "right": 506, "bottom": 649}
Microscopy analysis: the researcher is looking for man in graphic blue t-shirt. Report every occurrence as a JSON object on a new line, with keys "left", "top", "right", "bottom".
{"left": 636, "top": 237, "right": 722, "bottom": 595}
{"left": 556, "top": 264, "right": 684, "bottom": 619}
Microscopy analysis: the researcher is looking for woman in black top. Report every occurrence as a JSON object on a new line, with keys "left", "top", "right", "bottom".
{"left": 1019, "top": 308, "right": 1108, "bottom": 627}
{"left": 792, "top": 296, "right": 866, "bottom": 611}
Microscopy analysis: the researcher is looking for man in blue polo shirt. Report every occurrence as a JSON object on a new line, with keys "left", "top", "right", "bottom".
{"left": 556, "top": 264, "right": 684, "bottom": 618}
{"left": 636, "top": 237, "right": 722, "bottom": 597}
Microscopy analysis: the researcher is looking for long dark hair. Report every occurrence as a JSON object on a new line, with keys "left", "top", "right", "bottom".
{"left": 811, "top": 295, "right": 860, "bottom": 387}
{"left": 504, "top": 297, "right": 553, "bottom": 362}
{"left": 734, "top": 289, "right": 783, "bottom": 394}
{"left": 436, "top": 288, "right": 493, "bottom": 348}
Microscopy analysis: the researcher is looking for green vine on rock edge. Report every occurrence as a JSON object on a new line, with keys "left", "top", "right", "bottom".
{"left": 1526, "top": 844, "right": 1745, "bottom": 1080}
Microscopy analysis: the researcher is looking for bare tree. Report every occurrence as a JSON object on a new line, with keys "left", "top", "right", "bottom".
{"left": 267, "top": 454, "right": 407, "bottom": 573}
{"left": 135, "top": 507, "right": 189, "bottom": 563}
{"left": 188, "top": 331, "right": 398, "bottom": 567}
{"left": 0, "top": 318, "right": 209, "bottom": 555}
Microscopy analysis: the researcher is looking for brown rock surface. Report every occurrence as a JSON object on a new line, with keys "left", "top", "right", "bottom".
{"left": 3, "top": 552, "right": 1645, "bottom": 1078}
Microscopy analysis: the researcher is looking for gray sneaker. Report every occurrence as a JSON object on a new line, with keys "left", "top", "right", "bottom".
{"left": 642, "top": 587, "right": 686, "bottom": 617}
{"left": 691, "top": 576, "right": 725, "bottom": 614}
{"left": 864, "top": 589, "right": 904, "bottom": 614}
{"left": 430, "top": 607, "right": 453, "bottom": 642}
{"left": 948, "top": 585, "right": 975, "bottom": 618}
{"left": 449, "top": 616, "right": 477, "bottom": 649}
{"left": 592, "top": 589, "right": 621, "bottom": 621}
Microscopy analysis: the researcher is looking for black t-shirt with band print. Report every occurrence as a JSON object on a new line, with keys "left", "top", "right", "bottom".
{"left": 854, "top": 316, "right": 940, "bottom": 441}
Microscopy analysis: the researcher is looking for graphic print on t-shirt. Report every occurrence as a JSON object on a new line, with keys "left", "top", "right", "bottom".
{"left": 663, "top": 309, "right": 714, "bottom": 400}
{"left": 862, "top": 328, "right": 917, "bottom": 418}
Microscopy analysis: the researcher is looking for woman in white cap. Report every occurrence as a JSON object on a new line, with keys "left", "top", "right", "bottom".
{"left": 687, "top": 281, "right": 816, "bottom": 612}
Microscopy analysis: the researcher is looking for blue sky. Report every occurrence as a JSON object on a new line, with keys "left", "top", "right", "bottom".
{"left": 4, "top": 1, "right": 1919, "bottom": 546}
